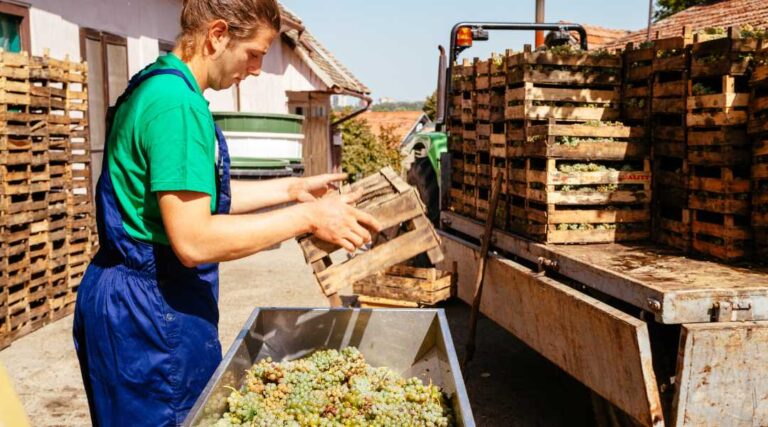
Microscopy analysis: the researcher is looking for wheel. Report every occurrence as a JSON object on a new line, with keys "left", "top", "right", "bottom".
{"left": 406, "top": 155, "right": 440, "bottom": 226}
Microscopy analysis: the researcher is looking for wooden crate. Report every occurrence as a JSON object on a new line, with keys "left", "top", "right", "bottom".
{"left": 490, "top": 52, "right": 506, "bottom": 89}
{"left": 506, "top": 157, "right": 651, "bottom": 244}
{"left": 474, "top": 58, "right": 490, "bottom": 91}
{"left": 750, "top": 49, "right": 768, "bottom": 135}
{"left": 687, "top": 76, "right": 749, "bottom": 127}
{"left": 297, "top": 168, "right": 443, "bottom": 297}
{"left": 353, "top": 265, "right": 453, "bottom": 306}
{"left": 511, "top": 158, "right": 652, "bottom": 204}
{"left": 502, "top": 46, "right": 622, "bottom": 123}
{"left": 690, "top": 27, "right": 761, "bottom": 78}
{"left": 756, "top": 228, "right": 768, "bottom": 262}
{"left": 691, "top": 209, "right": 752, "bottom": 261}
{"left": 504, "top": 82, "right": 621, "bottom": 122}
{"left": 753, "top": 138, "right": 768, "bottom": 227}
{"left": 688, "top": 164, "right": 751, "bottom": 214}
{"left": 652, "top": 27, "right": 693, "bottom": 73}
{"left": 622, "top": 42, "right": 654, "bottom": 123}
{"left": 653, "top": 205, "right": 691, "bottom": 251}
{"left": 523, "top": 121, "right": 648, "bottom": 160}
{"left": 506, "top": 45, "right": 622, "bottom": 87}
{"left": 688, "top": 127, "right": 750, "bottom": 166}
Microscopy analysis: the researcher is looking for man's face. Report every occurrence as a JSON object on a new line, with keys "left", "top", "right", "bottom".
{"left": 209, "top": 27, "right": 278, "bottom": 90}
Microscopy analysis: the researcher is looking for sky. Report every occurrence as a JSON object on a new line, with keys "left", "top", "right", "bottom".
{"left": 279, "top": 0, "right": 653, "bottom": 102}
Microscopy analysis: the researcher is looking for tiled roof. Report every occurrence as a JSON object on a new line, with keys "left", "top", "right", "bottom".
{"left": 597, "top": 0, "right": 768, "bottom": 50}
{"left": 361, "top": 111, "right": 427, "bottom": 148}
{"left": 279, "top": 4, "right": 370, "bottom": 95}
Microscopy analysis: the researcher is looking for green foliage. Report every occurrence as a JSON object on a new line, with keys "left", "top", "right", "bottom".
{"left": 654, "top": 0, "right": 713, "bottom": 22}
{"left": 423, "top": 90, "right": 437, "bottom": 121}
{"left": 335, "top": 111, "right": 402, "bottom": 182}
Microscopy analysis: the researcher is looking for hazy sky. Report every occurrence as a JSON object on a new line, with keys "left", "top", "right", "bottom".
{"left": 280, "top": 0, "right": 652, "bottom": 101}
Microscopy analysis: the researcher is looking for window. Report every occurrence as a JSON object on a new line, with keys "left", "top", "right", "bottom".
{"left": 0, "top": 2, "right": 29, "bottom": 53}
{"left": 80, "top": 29, "right": 129, "bottom": 192}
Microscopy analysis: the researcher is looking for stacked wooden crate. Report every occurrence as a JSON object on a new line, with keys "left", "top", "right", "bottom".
{"left": 448, "top": 59, "right": 474, "bottom": 217}
{"left": 0, "top": 51, "right": 37, "bottom": 347}
{"left": 353, "top": 265, "right": 453, "bottom": 308}
{"left": 0, "top": 52, "right": 94, "bottom": 348}
{"left": 622, "top": 41, "right": 654, "bottom": 124}
{"left": 472, "top": 58, "right": 492, "bottom": 222}
{"left": 650, "top": 28, "right": 693, "bottom": 251}
{"left": 686, "top": 28, "right": 757, "bottom": 261}
{"left": 749, "top": 45, "right": 768, "bottom": 260}
{"left": 501, "top": 46, "right": 650, "bottom": 243}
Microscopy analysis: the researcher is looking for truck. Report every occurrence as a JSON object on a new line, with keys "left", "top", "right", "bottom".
{"left": 404, "top": 22, "right": 768, "bottom": 427}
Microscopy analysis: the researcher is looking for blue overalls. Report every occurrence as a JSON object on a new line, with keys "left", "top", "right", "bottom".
{"left": 73, "top": 68, "right": 231, "bottom": 426}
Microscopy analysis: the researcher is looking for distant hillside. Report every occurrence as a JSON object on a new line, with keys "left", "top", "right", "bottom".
{"left": 333, "top": 101, "right": 424, "bottom": 113}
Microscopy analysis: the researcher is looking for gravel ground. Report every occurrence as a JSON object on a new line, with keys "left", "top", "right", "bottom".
{"left": 0, "top": 239, "right": 595, "bottom": 426}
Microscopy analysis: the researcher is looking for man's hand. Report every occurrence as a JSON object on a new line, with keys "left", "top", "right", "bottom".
{"left": 289, "top": 173, "right": 347, "bottom": 203}
{"left": 307, "top": 189, "right": 383, "bottom": 252}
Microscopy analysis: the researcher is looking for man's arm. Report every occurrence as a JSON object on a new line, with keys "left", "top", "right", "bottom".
{"left": 158, "top": 189, "right": 381, "bottom": 267}
{"left": 229, "top": 174, "right": 347, "bottom": 214}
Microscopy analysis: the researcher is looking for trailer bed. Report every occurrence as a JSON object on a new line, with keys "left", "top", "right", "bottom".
{"left": 442, "top": 211, "right": 768, "bottom": 324}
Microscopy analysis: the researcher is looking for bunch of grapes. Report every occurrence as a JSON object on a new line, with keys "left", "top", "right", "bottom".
{"left": 215, "top": 347, "right": 455, "bottom": 427}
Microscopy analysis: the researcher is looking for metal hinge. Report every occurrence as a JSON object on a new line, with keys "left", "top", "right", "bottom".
{"left": 712, "top": 301, "right": 753, "bottom": 322}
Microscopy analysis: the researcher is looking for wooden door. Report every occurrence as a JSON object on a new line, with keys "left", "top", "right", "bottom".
{"left": 288, "top": 92, "right": 330, "bottom": 176}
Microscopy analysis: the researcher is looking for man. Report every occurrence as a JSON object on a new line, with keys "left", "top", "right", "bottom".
{"left": 73, "top": 1, "right": 381, "bottom": 425}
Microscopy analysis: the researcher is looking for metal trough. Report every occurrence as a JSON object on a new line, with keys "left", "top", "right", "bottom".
{"left": 183, "top": 308, "right": 474, "bottom": 426}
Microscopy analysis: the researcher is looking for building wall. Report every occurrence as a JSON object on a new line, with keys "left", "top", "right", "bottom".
{"left": 235, "top": 36, "right": 327, "bottom": 114}
{"left": 27, "top": 0, "right": 179, "bottom": 70}
{"left": 21, "top": 0, "right": 337, "bottom": 176}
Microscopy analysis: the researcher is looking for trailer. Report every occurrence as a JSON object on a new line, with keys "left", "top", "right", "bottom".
{"left": 437, "top": 211, "right": 768, "bottom": 427}
{"left": 402, "top": 22, "right": 768, "bottom": 427}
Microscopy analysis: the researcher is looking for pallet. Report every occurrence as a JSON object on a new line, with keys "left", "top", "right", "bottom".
{"left": 652, "top": 27, "right": 693, "bottom": 73}
{"left": 353, "top": 265, "right": 453, "bottom": 306}
{"left": 510, "top": 158, "right": 652, "bottom": 205}
{"left": 297, "top": 167, "right": 443, "bottom": 297}
{"left": 688, "top": 164, "right": 750, "bottom": 200}
{"left": 506, "top": 45, "right": 622, "bottom": 87}
{"left": 691, "top": 209, "right": 752, "bottom": 261}
{"left": 753, "top": 139, "right": 768, "bottom": 227}
{"left": 687, "top": 83, "right": 749, "bottom": 127}
{"left": 523, "top": 121, "right": 647, "bottom": 160}
{"left": 756, "top": 228, "right": 768, "bottom": 262}
{"left": 690, "top": 27, "right": 761, "bottom": 78}
{"left": 653, "top": 205, "right": 691, "bottom": 251}
{"left": 516, "top": 201, "right": 650, "bottom": 244}
{"left": 504, "top": 82, "right": 621, "bottom": 122}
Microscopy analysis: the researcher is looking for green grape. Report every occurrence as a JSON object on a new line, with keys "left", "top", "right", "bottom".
{"left": 216, "top": 347, "right": 455, "bottom": 426}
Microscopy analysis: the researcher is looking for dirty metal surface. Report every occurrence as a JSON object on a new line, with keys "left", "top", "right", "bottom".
{"left": 439, "top": 233, "right": 665, "bottom": 427}
{"left": 671, "top": 321, "right": 768, "bottom": 427}
{"left": 442, "top": 211, "right": 768, "bottom": 324}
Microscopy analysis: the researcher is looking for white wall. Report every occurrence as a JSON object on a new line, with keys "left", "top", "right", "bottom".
{"left": 28, "top": 0, "right": 180, "bottom": 72}
{"left": 25, "top": 0, "right": 329, "bottom": 115}
{"left": 235, "top": 37, "right": 328, "bottom": 113}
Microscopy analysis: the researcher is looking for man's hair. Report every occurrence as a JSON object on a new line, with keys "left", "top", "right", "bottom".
{"left": 177, "top": 0, "right": 281, "bottom": 59}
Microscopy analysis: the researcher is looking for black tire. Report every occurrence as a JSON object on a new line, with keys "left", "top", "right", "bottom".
{"left": 406, "top": 156, "right": 440, "bottom": 226}
{"left": 405, "top": 156, "right": 440, "bottom": 268}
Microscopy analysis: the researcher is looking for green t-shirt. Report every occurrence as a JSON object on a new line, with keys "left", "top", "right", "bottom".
{"left": 107, "top": 53, "right": 217, "bottom": 245}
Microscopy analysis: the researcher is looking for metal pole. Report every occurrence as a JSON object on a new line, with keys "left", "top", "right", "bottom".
{"left": 535, "top": 0, "right": 545, "bottom": 47}
{"left": 647, "top": 0, "right": 654, "bottom": 41}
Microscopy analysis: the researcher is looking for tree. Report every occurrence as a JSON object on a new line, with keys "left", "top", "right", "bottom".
{"left": 654, "top": 0, "right": 713, "bottom": 22}
{"left": 336, "top": 114, "right": 402, "bottom": 182}
{"left": 423, "top": 90, "right": 437, "bottom": 121}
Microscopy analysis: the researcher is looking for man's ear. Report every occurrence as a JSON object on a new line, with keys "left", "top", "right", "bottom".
{"left": 206, "top": 19, "right": 230, "bottom": 58}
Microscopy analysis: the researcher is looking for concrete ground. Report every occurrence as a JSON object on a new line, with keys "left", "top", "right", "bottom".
{"left": 0, "top": 240, "right": 595, "bottom": 426}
